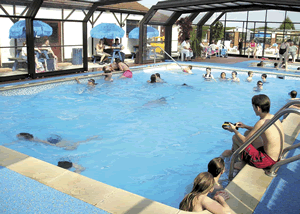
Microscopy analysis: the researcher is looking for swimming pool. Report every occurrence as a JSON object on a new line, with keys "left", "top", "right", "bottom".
{"left": 1, "top": 65, "right": 299, "bottom": 208}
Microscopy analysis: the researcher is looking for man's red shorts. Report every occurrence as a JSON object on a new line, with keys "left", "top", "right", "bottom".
{"left": 241, "top": 144, "right": 278, "bottom": 169}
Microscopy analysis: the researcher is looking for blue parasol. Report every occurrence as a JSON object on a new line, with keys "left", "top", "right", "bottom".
{"left": 128, "top": 26, "right": 159, "bottom": 39}
{"left": 90, "top": 23, "right": 125, "bottom": 39}
{"left": 9, "top": 20, "right": 53, "bottom": 39}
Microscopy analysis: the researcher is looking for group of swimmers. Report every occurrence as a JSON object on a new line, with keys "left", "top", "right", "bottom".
{"left": 195, "top": 67, "right": 267, "bottom": 91}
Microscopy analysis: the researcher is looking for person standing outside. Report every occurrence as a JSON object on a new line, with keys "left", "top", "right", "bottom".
{"left": 278, "top": 40, "right": 290, "bottom": 71}
{"left": 238, "top": 38, "right": 243, "bottom": 56}
{"left": 181, "top": 37, "right": 193, "bottom": 61}
{"left": 288, "top": 41, "right": 298, "bottom": 63}
{"left": 111, "top": 38, "right": 125, "bottom": 62}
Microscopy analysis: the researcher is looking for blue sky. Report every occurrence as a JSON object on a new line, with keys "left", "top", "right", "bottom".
{"left": 139, "top": 0, "right": 159, "bottom": 9}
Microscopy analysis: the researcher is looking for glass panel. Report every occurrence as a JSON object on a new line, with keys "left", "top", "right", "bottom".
{"left": 192, "top": 12, "right": 207, "bottom": 24}
{"left": 149, "top": 10, "right": 174, "bottom": 23}
{"left": 248, "top": 10, "right": 266, "bottom": 22}
{"left": 0, "top": 18, "right": 28, "bottom": 76}
{"left": 267, "top": 10, "right": 286, "bottom": 22}
{"left": 225, "top": 22, "right": 244, "bottom": 54}
{"left": 126, "top": 19, "right": 139, "bottom": 36}
{"left": 286, "top": 11, "right": 300, "bottom": 24}
{"left": 178, "top": 13, "right": 192, "bottom": 20}
{"left": 254, "top": 22, "right": 267, "bottom": 57}
{"left": 205, "top": 12, "right": 222, "bottom": 25}
{"left": 146, "top": 25, "right": 164, "bottom": 61}
{"left": 0, "top": 4, "right": 31, "bottom": 17}
{"left": 36, "top": 7, "right": 62, "bottom": 20}
{"left": 65, "top": 10, "right": 86, "bottom": 21}
{"left": 34, "top": 20, "right": 83, "bottom": 72}
{"left": 226, "top": 12, "right": 247, "bottom": 21}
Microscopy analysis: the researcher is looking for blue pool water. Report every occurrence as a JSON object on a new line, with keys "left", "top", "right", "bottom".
{"left": 0, "top": 66, "right": 299, "bottom": 208}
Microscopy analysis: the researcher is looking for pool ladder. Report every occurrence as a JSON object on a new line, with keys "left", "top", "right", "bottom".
{"left": 228, "top": 100, "right": 300, "bottom": 181}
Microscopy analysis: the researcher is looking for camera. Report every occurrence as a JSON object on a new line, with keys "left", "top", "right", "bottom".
{"left": 222, "top": 122, "right": 239, "bottom": 130}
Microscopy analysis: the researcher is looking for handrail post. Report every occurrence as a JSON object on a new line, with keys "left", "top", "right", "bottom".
{"left": 228, "top": 106, "right": 300, "bottom": 181}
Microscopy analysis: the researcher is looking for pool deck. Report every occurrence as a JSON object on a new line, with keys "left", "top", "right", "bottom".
{"left": 1, "top": 57, "right": 300, "bottom": 214}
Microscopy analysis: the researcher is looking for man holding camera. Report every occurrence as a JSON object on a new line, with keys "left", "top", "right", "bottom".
{"left": 222, "top": 94, "right": 284, "bottom": 170}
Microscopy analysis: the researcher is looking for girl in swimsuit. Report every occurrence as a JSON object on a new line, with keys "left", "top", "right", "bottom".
{"left": 116, "top": 58, "right": 132, "bottom": 78}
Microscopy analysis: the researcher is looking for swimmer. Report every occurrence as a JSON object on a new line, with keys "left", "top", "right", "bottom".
{"left": 147, "top": 74, "right": 157, "bottom": 83}
{"left": 75, "top": 77, "right": 98, "bottom": 86}
{"left": 207, "top": 157, "right": 226, "bottom": 198}
{"left": 155, "top": 73, "right": 163, "bottom": 82}
{"left": 282, "top": 90, "right": 300, "bottom": 122}
{"left": 203, "top": 67, "right": 216, "bottom": 81}
{"left": 230, "top": 71, "right": 240, "bottom": 82}
{"left": 57, "top": 161, "right": 85, "bottom": 174}
{"left": 246, "top": 71, "right": 253, "bottom": 82}
{"left": 102, "top": 66, "right": 114, "bottom": 81}
{"left": 257, "top": 61, "right": 264, "bottom": 67}
{"left": 253, "top": 81, "right": 263, "bottom": 91}
{"left": 183, "top": 65, "right": 193, "bottom": 74}
{"left": 274, "top": 63, "right": 278, "bottom": 68}
{"left": 116, "top": 58, "right": 132, "bottom": 78}
{"left": 261, "top": 73, "right": 267, "bottom": 82}
{"left": 219, "top": 72, "right": 227, "bottom": 80}
{"left": 179, "top": 172, "right": 231, "bottom": 213}
{"left": 16, "top": 133, "right": 101, "bottom": 150}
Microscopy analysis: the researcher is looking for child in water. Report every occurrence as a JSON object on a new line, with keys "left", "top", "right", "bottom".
{"left": 246, "top": 71, "right": 253, "bottom": 82}
{"left": 203, "top": 67, "right": 216, "bottom": 81}
{"left": 179, "top": 172, "right": 231, "bottom": 213}
{"left": 207, "top": 157, "right": 226, "bottom": 198}
{"left": 183, "top": 65, "right": 193, "bottom": 74}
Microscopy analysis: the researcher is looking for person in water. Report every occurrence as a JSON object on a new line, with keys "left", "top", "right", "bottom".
{"left": 230, "top": 71, "right": 240, "bottom": 82}
{"left": 246, "top": 71, "right": 253, "bottom": 82}
{"left": 155, "top": 73, "right": 163, "bottom": 82}
{"left": 116, "top": 58, "right": 132, "bottom": 78}
{"left": 203, "top": 67, "right": 216, "bottom": 81}
{"left": 261, "top": 74, "right": 267, "bottom": 83}
{"left": 183, "top": 65, "right": 193, "bottom": 74}
{"left": 75, "top": 77, "right": 98, "bottom": 86}
{"left": 219, "top": 72, "right": 227, "bottom": 80}
{"left": 102, "top": 66, "right": 114, "bottom": 81}
{"left": 253, "top": 81, "right": 263, "bottom": 91}
{"left": 16, "top": 133, "right": 101, "bottom": 151}
{"left": 207, "top": 157, "right": 227, "bottom": 198}
{"left": 179, "top": 172, "right": 231, "bottom": 213}
{"left": 147, "top": 74, "right": 157, "bottom": 83}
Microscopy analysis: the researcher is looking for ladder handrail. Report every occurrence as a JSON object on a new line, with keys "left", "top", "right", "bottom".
{"left": 152, "top": 46, "right": 185, "bottom": 71}
{"left": 228, "top": 106, "right": 300, "bottom": 181}
{"left": 266, "top": 154, "right": 300, "bottom": 177}
{"left": 275, "top": 100, "right": 300, "bottom": 115}
{"left": 281, "top": 142, "right": 300, "bottom": 159}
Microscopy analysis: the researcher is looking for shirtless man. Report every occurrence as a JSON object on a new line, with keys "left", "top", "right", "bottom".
{"left": 222, "top": 94, "right": 284, "bottom": 170}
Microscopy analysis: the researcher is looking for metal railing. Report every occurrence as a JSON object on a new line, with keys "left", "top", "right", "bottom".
{"left": 152, "top": 46, "right": 185, "bottom": 71}
{"left": 228, "top": 100, "right": 300, "bottom": 181}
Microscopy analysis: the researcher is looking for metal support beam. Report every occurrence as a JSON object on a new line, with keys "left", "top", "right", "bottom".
{"left": 65, "top": 9, "right": 75, "bottom": 20}
{"left": 197, "top": 11, "right": 214, "bottom": 45}
{"left": 165, "top": 25, "right": 172, "bottom": 58}
{"left": 165, "top": 12, "right": 182, "bottom": 26}
{"left": 92, "top": 11, "right": 103, "bottom": 25}
{"left": 189, "top": 12, "right": 200, "bottom": 22}
{"left": 25, "top": 0, "right": 43, "bottom": 79}
{"left": 138, "top": 8, "right": 157, "bottom": 64}
{"left": 0, "top": 5, "right": 15, "bottom": 23}
{"left": 83, "top": 4, "right": 98, "bottom": 72}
